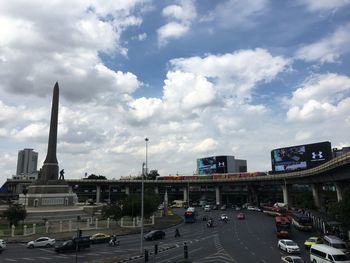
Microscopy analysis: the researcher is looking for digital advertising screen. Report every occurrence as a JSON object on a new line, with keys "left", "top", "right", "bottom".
{"left": 271, "top": 141, "right": 332, "bottom": 173}
{"left": 197, "top": 157, "right": 217, "bottom": 175}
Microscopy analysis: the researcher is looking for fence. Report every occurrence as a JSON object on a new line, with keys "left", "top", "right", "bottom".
{"left": 1, "top": 215, "right": 156, "bottom": 238}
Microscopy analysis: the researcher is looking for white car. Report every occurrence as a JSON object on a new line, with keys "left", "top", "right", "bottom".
{"left": 204, "top": 205, "right": 211, "bottom": 212}
{"left": 220, "top": 214, "right": 228, "bottom": 220}
{"left": 27, "top": 237, "right": 55, "bottom": 248}
{"left": 278, "top": 239, "right": 300, "bottom": 254}
{"left": 281, "top": 255, "right": 305, "bottom": 263}
{"left": 0, "top": 239, "right": 6, "bottom": 249}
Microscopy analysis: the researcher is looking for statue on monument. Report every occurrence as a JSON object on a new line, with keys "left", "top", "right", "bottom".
{"left": 59, "top": 169, "right": 65, "bottom": 180}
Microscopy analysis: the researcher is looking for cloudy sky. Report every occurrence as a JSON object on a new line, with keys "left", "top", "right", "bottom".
{"left": 1, "top": 0, "right": 350, "bottom": 184}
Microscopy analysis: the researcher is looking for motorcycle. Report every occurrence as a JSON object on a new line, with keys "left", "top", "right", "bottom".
{"left": 207, "top": 220, "right": 214, "bottom": 228}
{"left": 108, "top": 238, "right": 120, "bottom": 246}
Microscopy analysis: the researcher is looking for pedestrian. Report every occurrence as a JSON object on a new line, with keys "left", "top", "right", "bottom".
{"left": 175, "top": 228, "right": 180, "bottom": 238}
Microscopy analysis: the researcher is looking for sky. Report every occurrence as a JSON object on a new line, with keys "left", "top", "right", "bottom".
{"left": 1, "top": 0, "right": 350, "bottom": 185}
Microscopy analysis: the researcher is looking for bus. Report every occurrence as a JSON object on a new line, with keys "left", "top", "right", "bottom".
{"left": 184, "top": 207, "right": 197, "bottom": 223}
{"left": 291, "top": 212, "right": 312, "bottom": 231}
{"left": 275, "top": 216, "right": 291, "bottom": 238}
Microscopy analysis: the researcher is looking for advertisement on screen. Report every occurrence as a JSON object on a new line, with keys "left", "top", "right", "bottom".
{"left": 271, "top": 141, "right": 332, "bottom": 173}
{"left": 197, "top": 157, "right": 217, "bottom": 175}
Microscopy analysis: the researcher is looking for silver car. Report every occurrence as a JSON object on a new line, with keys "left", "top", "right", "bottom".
{"left": 27, "top": 237, "right": 55, "bottom": 248}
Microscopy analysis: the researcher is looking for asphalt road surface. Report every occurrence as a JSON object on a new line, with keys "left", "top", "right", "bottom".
{"left": 1, "top": 208, "right": 317, "bottom": 263}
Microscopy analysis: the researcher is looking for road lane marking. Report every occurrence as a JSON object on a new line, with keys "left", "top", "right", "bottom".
{"left": 20, "top": 258, "right": 35, "bottom": 261}
{"left": 4, "top": 259, "right": 17, "bottom": 262}
{"left": 38, "top": 257, "right": 52, "bottom": 260}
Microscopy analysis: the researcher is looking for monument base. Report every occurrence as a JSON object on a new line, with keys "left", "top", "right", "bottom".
{"left": 20, "top": 184, "right": 78, "bottom": 207}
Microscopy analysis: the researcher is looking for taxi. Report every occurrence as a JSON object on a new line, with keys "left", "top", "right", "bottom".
{"left": 304, "top": 236, "right": 323, "bottom": 249}
{"left": 90, "top": 233, "right": 111, "bottom": 244}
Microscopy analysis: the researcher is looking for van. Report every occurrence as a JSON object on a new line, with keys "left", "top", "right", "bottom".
{"left": 204, "top": 205, "right": 210, "bottom": 212}
{"left": 323, "top": 235, "right": 348, "bottom": 254}
{"left": 310, "top": 244, "right": 350, "bottom": 263}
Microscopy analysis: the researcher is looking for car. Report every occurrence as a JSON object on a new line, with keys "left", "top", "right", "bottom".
{"left": 212, "top": 205, "right": 218, "bottom": 210}
{"left": 27, "top": 237, "right": 55, "bottom": 248}
{"left": 278, "top": 239, "right": 300, "bottom": 254}
{"left": 220, "top": 214, "right": 228, "bottom": 220}
{"left": 55, "top": 236, "right": 91, "bottom": 252}
{"left": 281, "top": 255, "right": 305, "bottom": 263}
{"left": 220, "top": 205, "right": 227, "bottom": 210}
{"left": 144, "top": 230, "right": 165, "bottom": 241}
{"left": 90, "top": 233, "right": 111, "bottom": 244}
{"left": 158, "top": 204, "right": 164, "bottom": 210}
{"left": 237, "top": 212, "right": 245, "bottom": 220}
{"left": 304, "top": 236, "right": 323, "bottom": 249}
{"left": 0, "top": 239, "right": 6, "bottom": 249}
{"left": 204, "top": 205, "right": 211, "bottom": 212}
{"left": 247, "top": 205, "right": 255, "bottom": 210}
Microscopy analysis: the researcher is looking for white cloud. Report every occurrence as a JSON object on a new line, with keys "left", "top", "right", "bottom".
{"left": 0, "top": 0, "right": 143, "bottom": 102}
{"left": 157, "top": 0, "right": 196, "bottom": 46}
{"left": 297, "top": 0, "right": 350, "bottom": 12}
{"left": 295, "top": 23, "right": 350, "bottom": 63}
{"left": 206, "top": 0, "right": 268, "bottom": 29}
{"left": 170, "top": 48, "right": 290, "bottom": 102}
{"left": 286, "top": 73, "right": 350, "bottom": 122}
{"left": 157, "top": 22, "right": 190, "bottom": 46}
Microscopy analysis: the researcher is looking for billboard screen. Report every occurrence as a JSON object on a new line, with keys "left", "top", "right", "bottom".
{"left": 197, "top": 156, "right": 229, "bottom": 175}
{"left": 271, "top": 141, "right": 332, "bottom": 173}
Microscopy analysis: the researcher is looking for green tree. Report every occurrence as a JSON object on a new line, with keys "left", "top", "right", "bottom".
{"left": 328, "top": 187, "right": 350, "bottom": 229}
{"left": 101, "top": 203, "right": 123, "bottom": 222}
{"left": 147, "top": 170, "right": 160, "bottom": 180}
{"left": 85, "top": 174, "right": 107, "bottom": 180}
{"left": 3, "top": 204, "right": 27, "bottom": 226}
{"left": 122, "top": 191, "right": 160, "bottom": 218}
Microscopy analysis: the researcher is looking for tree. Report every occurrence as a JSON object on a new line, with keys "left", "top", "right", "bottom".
{"left": 85, "top": 174, "right": 107, "bottom": 180}
{"left": 122, "top": 191, "right": 160, "bottom": 218}
{"left": 101, "top": 203, "right": 123, "bottom": 222}
{"left": 147, "top": 170, "right": 160, "bottom": 180}
{"left": 328, "top": 187, "right": 350, "bottom": 229}
{"left": 3, "top": 204, "right": 27, "bottom": 226}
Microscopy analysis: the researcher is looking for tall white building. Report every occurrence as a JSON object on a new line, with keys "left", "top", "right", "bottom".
{"left": 13, "top": 148, "right": 38, "bottom": 180}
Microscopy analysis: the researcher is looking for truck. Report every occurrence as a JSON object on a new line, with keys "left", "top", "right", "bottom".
{"left": 55, "top": 236, "right": 90, "bottom": 253}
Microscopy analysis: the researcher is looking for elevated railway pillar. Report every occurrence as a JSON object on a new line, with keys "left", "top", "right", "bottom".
{"left": 215, "top": 186, "right": 221, "bottom": 205}
{"left": 282, "top": 184, "right": 292, "bottom": 207}
{"left": 334, "top": 182, "right": 346, "bottom": 202}
{"left": 312, "top": 183, "right": 325, "bottom": 212}
{"left": 96, "top": 185, "right": 101, "bottom": 203}
{"left": 125, "top": 186, "right": 130, "bottom": 195}
{"left": 183, "top": 186, "right": 188, "bottom": 203}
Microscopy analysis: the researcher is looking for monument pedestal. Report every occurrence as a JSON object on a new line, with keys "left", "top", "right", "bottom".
{"left": 20, "top": 183, "right": 77, "bottom": 207}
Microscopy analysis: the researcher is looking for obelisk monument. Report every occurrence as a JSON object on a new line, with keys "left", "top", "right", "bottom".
{"left": 21, "top": 82, "right": 77, "bottom": 207}
{"left": 40, "top": 82, "right": 59, "bottom": 183}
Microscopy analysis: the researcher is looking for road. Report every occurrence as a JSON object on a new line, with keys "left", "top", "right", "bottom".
{"left": 1, "top": 208, "right": 317, "bottom": 262}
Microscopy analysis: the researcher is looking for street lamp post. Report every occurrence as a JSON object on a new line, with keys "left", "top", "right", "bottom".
{"left": 140, "top": 137, "right": 149, "bottom": 254}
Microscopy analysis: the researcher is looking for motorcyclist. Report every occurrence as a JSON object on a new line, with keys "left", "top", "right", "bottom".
{"left": 110, "top": 235, "right": 118, "bottom": 246}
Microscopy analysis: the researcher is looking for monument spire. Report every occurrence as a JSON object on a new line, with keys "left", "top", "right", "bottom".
{"left": 41, "top": 82, "right": 59, "bottom": 182}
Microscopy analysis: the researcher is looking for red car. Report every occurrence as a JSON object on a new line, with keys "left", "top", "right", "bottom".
{"left": 237, "top": 212, "right": 245, "bottom": 220}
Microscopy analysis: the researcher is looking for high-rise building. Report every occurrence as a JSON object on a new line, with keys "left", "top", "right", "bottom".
{"left": 14, "top": 148, "right": 38, "bottom": 180}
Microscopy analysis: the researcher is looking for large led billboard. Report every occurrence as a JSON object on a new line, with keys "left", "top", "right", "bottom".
{"left": 197, "top": 156, "right": 229, "bottom": 175}
{"left": 271, "top": 141, "right": 332, "bottom": 173}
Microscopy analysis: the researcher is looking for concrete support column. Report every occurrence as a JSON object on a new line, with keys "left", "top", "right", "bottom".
{"left": 68, "top": 185, "right": 73, "bottom": 193}
{"left": 249, "top": 185, "right": 259, "bottom": 206}
{"left": 281, "top": 184, "right": 292, "bottom": 207}
{"left": 154, "top": 186, "right": 159, "bottom": 194}
{"left": 215, "top": 186, "right": 221, "bottom": 205}
{"left": 334, "top": 182, "right": 345, "bottom": 202}
{"left": 96, "top": 185, "right": 101, "bottom": 203}
{"left": 312, "top": 183, "right": 325, "bottom": 212}
{"left": 125, "top": 186, "right": 130, "bottom": 195}
{"left": 183, "top": 187, "right": 188, "bottom": 203}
